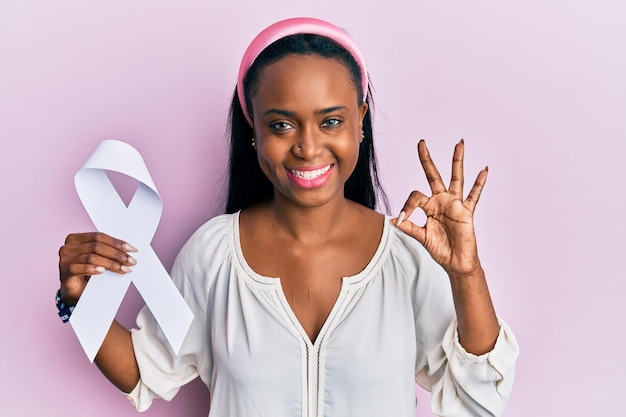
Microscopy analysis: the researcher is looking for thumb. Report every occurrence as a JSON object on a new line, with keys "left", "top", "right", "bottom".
{"left": 392, "top": 213, "right": 426, "bottom": 245}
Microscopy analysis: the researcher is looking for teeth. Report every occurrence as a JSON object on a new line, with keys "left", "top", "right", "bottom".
{"left": 289, "top": 165, "right": 332, "bottom": 180}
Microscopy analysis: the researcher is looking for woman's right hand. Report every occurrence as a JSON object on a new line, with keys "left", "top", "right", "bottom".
{"left": 58, "top": 232, "right": 138, "bottom": 305}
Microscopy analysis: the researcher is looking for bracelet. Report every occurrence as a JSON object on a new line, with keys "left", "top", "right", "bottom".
{"left": 55, "top": 289, "right": 75, "bottom": 323}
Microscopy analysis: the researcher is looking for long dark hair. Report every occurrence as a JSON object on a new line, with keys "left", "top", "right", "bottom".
{"left": 225, "top": 34, "right": 389, "bottom": 214}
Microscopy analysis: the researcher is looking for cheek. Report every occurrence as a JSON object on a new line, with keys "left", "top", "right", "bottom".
{"left": 256, "top": 140, "right": 289, "bottom": 174}
{"left": 336, "top": 136, "right": 361, "bottom": 165}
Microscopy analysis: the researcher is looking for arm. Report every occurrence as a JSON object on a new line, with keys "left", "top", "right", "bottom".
{"left": 59, "top": 232, "right": 140, "bottom": 392}
{"left": 409, "top": 239, "right": 518, "bottom": 417}
{"left": 448, "top": 267, "right": 499, "bottom": 355}
{"left": 396, "top": 140, "right": 517, "bottom": 416}
{"left": 94, "top": 321, "right": 139, "bottom": 393}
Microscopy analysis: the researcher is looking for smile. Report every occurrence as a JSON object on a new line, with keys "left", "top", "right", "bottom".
{"left": 287, "top": 165, "right": 333, "bottom": 180}
{"left": 286, "top": 164, "right": 335, "bottom": 189}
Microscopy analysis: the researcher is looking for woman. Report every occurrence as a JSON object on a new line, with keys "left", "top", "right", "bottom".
{"left": 58, "top": 17, "right": 518, "bottom": 417}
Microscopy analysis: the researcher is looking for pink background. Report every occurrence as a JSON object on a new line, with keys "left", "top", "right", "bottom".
{"left": 2, "top": 1, "right": 624, "bottom": 416}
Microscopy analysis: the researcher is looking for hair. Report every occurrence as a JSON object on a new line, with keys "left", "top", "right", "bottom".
{"left": 225, "top": 34, "right": 389, "bottom": 214}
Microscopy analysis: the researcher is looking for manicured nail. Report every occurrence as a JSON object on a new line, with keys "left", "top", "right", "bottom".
{"left": 124, "top": 243, "right": 138, "bottom": 252}
{"left": 127, "top": 256, "right": 137, "bottom": 265}
{"left": 94, "top": 266, "right": 105, "bottom": 273}
{"left": 121, "top": 266, "right": 132, "bottom": 273}
{"left": 460, "top": 138, "right": 464, "bottom": 144}
{"left": 396, "top": 211, "right": 406, "bottom": 227}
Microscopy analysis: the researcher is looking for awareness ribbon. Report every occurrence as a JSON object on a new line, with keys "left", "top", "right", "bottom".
{"left": 70, "top": 140, "right": 193, "bottom": 362}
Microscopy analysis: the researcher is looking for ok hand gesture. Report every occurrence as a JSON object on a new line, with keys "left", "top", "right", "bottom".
{"left": 394, "top": 139, "right": 486, "bottom": 278}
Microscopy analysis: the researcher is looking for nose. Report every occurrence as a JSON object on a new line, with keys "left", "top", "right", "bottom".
{"left": 293, "top": 126, "right": 321, "bottom": 159}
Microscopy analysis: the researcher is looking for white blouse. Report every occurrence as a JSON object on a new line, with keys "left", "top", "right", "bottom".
{"left": 128, "top": 212, "right": 518, "bottom": 416}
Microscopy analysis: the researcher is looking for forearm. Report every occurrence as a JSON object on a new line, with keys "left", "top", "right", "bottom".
{"left": 94, "top": 320, "right": 140, "bottom": 393}
{"left": 448, "top": 266, "right": 500, "bottom": 355}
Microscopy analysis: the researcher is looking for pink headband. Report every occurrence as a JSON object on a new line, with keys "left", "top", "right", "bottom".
{"left": 236, "top": 17, "right": 369, "bottom": 126}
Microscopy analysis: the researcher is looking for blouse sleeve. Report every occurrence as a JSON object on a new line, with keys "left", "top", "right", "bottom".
{"left": 125, "top": 215, "right": 231, "bottom": 411}
{"left": 398, "top": 229, "right": 519, "bottom": 417}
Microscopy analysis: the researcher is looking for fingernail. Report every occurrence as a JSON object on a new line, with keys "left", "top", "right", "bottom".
{"left": 95, "top": 266, "right": 105, "bottom": 273}
{"left": 121, "top": 266, "right": 132, "bottom": 273}
{"left": 460, "top": 138, "right": 464, "bottom": 144}
{"left": 124, "top": 243, "right": 138, "bottom": 252}
{"left": 396, "top": 211, "right": 406, "bottom": 227}
{"left": 127, "top": 256, "right": 137, "bottom": 265}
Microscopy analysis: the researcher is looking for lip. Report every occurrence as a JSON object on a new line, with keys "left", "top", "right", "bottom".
{"left": 286, "top": 164, "right": 334, "bottom": 189}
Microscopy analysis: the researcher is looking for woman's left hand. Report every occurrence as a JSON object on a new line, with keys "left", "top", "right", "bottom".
{"left": 393, "top": 139, "right": 486, "bottom": 278}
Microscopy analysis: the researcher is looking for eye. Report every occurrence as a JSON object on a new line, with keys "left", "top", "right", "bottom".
{"left": 269, "top": 121, "right": 294, "bottom": 132}
{"left": 321, "top": 118, "right": 343, "bottom": 128}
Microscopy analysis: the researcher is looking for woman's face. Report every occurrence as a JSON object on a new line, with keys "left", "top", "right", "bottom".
{"left": 250, "top": 54, "right": 368, "bottom": 209}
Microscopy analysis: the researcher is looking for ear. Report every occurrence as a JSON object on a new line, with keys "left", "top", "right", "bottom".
{"left": 358, "top": 102, "right": 368, "bottom": 131}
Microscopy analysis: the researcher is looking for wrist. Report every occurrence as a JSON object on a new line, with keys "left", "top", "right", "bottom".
{"left": 446, "top": 264, "right": 485, "bottom": 283}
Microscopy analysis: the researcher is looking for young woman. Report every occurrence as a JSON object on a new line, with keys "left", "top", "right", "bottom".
{"left": 58, "top": 17, "right": 518, "bottom": 417}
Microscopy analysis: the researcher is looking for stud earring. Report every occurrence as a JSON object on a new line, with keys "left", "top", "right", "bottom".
{"left": 360, "top": 130, "right": 365, "bottom": 143}
{"left": 251, "top": 137, "right": 256, "bottom": 149}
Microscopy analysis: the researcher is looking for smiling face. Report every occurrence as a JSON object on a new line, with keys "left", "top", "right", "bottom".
{"left": 250, "top": 54, "right": 368, "bottom": 209}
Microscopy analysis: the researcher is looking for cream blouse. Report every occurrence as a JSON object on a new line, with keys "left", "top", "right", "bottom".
{"left": 127, "top": 212, "right": 518, "bottom": 416}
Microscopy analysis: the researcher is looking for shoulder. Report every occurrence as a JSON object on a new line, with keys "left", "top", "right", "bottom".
{"left": 181, "top": 213, "right": 233, "bottom": 252}
{"left": 170, "top": 213, "right": 236, "bottom": 296}
{"left": 347, "top": 201, "right": 386, "bottom": 243}
{"left": 176, "top": 213, "right": 233, "bottom": 264}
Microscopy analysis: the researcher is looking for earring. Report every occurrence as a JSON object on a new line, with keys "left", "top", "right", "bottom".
{"left": 251, "top": 137, "right": 256, "bottom": 149}
{"left": 360, "top": 130, "right": 365, "bottom": 143}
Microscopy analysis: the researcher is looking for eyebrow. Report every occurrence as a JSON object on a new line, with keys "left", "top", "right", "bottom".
{"left": 262, "top": 106, "right": 347, "bottom": 118}
{"left": 316, "top": 106, "right": 347, "bottom": 115}
{"left": 263, "top": 109, "right": 296, "bottom": 118}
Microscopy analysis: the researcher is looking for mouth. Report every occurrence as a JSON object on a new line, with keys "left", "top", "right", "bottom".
{"left": 287, "top": 164, "right": 333, "bottom": 180}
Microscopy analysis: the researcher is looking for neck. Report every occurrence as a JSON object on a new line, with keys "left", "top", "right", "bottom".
{"left": 266, "top": 196, "right": 352, "bottom": 245}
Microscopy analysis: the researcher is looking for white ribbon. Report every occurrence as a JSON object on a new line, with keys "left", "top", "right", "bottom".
{"left": 70, "top": 140, "right": 193, "bottom": 362}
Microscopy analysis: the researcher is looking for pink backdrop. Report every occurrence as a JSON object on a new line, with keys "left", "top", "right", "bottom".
{"left": 2, "top": 1, "right": 624, "bottom": 416}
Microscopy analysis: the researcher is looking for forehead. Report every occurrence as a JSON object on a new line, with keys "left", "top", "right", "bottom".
{"left": 252, "top": 54, "right": 358, "bottom": 109}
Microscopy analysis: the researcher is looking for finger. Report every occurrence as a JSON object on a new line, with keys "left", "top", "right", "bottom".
{"left": 79, "top": 252, "right": 134, "bottom": 274}
{"left": 465, "top": 166, "right": 488, "bottom": 213}
{"left": 83, "top": 241, "right": 137, "bottom": 266}
{"left": 60, "top": 251, "right": 133, "bottom": 281}
{"left": 395, "top": 189, "right": 431, "bottom": 227}
{"left": 449, "top": 139, "right": 465, "bottom": 197}
{"left": 65, "top": 232, "right": 137, "bottom": 252}
{"left": 62, "top": 263, "right": 105, "bottom": 279}
{"left": 59, "top": 250, "right": 134, "bottom": 280}
{"left": 59, "top": 239, "right": 137, "bottom": 269}
{"left": 418, "top": 140, "right": 447, "bottom": 195}
{"left": 392, "top": 217, "right": 427, "bottom": 245}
